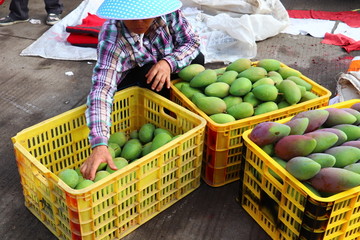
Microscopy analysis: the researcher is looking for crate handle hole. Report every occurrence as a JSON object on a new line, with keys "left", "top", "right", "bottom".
{"left": 163, "top": 107, "right": 177, "bottom": 120}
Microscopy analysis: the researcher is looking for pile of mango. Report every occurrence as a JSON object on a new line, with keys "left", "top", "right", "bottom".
{"left": 248, "top": 102, "right": 360, "bottom": 197}
{"left": 175, "top": 58, "right": 319, "bottom": 124}
{"left": 57, "top": 123, "right": 179, "bottom": 189}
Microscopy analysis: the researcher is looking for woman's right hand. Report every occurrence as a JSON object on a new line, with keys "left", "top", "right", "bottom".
{"left": 80, "top": 145, "right": 118, "bottom": 180}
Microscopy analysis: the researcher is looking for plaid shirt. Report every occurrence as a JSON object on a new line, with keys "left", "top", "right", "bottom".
{"left": 86, "top": 10, "right": 201, "bottom": 148}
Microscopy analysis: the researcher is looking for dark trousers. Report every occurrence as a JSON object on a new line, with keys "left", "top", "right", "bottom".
{"left": 9, "top": 0, "right": 63, "bottom": 20}
{"left": 117, "top": 52, "right": 205, "bottom": 99}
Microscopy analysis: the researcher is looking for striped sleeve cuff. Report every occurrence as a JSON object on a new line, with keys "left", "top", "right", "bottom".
{"left": 163, "top": 56, "right": 176, "bottom": 72}
{"left": 90, "top": 136, "right": 108, "bottom": 148}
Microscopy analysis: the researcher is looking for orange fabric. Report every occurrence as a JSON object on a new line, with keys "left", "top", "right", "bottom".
{"left": 348, "top": 57, "right": 360, "bottom": 72}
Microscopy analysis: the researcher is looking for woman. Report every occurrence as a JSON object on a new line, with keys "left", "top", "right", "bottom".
{"left": 81, "top": 0, "right": 204, "bottom": 180}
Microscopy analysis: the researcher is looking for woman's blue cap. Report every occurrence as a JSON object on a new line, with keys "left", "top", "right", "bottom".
{"left": 97, "top": 0, "right": 183, "bottom": 20}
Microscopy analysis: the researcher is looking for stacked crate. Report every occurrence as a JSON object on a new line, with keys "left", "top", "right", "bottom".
{"left": 171, "top": 62, "right": 331, "bottom": 187}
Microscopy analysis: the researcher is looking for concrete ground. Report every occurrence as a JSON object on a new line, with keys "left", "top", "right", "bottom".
{"left": 0, "top": 0, "right": 359, "bottom": 240}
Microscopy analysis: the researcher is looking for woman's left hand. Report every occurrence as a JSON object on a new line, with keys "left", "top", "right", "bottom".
{"left": 145, "top": 60, "right": 171, "bottom": 92}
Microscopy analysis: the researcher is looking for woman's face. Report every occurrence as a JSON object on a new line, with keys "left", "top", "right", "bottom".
{"left": 123, "top": 18, "right": 155, "bottom": 34}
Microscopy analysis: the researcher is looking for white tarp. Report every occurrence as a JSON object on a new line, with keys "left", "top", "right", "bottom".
{"left": 20, "top": 0, "right": 289, "bottom": 63}
{"left": 281, "top": 18, "right": 360, "bottom": 41}
{"left": 20, "top": 0, "right": 101, "bottom": 61}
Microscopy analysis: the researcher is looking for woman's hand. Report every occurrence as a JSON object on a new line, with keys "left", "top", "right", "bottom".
{"left": 145, "top": 60, "right": 171, "bottom": 92}
{"left": 80, "top": 145, "right": 117, "bottom": 180}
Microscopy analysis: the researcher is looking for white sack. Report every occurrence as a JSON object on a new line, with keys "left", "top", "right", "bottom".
{"left": 183, "top": 0, "right": 289, "bottom": 63}
{"left": 336, "top": 71, "right": 360, "bottom": 102}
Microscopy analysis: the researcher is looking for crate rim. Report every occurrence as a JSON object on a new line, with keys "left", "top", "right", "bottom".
{"left": 242, "top": 99, "right": 360, "bottom": 202}
{"left": 12, "top": 86, "right": 207, "bottom": 195}
{"left": 12, "top": 87, "right": 207, "bottom": 140}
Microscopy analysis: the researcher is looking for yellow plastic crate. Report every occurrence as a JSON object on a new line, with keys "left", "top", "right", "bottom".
{"left": 12, "top": 87, "right": 206, "bottom": 240}
{"left": 171, "top": 62, "right": 331, "bottom": 187}
{"left": 241, "top": 99, "right": 360, "bottom": 240}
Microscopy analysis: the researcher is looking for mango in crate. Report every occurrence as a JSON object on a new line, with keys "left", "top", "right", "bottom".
{"left": 120, "top": 139, "right": 143, "bottom": 161}
{"left": 139, "top": 123, "right": 156, "bottom": 144}
{"left": 178, "top": 63, "right": 205, "bottom": 82}
{"left": 150, "top": 132, "right": 173, "bottom": 151}
{"left": 325, "top": 145, "right": 360, "bottom": 168}
{"left": 106, "top": 157, "right": 128, "bottom": 173}
{"left": 252, "top": 77, "right": 275, "bottom": 88}
{"left": 229, "top": 77, "right": 252, "bottom": 96}
{"left": 75, "top": 179, "right": 94, "bottom": 190}
{"left": 108, "top": 142, "right": 121, "bottom": 157}
{"left": 304, "top": 131, "right": 339, "bottom": 153}
{"left": 252, "top": 84, "right": 278, "bottom": 102}
{"left": 237, "top": 66, "right": 267, "bottom": 82}
{"left": 225, "top": 58, "right": 251, "bottom": 72}
{"left": 284, "top": 117, "right": 309, "bottom": 135}
{"left": 317, "top": 128, "right": 348, "bottom": 146}
{"left": 286, "top": 157, "right": 321, "bottom": 181}
{"left": 323, "top": 108, "right": 357, "bottom": 127}
{"left": 58, "top": 169, "right": 79, "bottom": 188}
{"left": 268, "top": 157, "right": 287, "bottom": 182}
{"left": 142, "top": 142, "right": 153, "bottom": 157}
{"left": 94, "top": 170, "right": 111, "bottom": 182}
{"left": 130, "top": 129, "right": 138, "bottom": 139}
{"left": 154, "top": 128, "right": 173, "bottom": 137}
{"left": 217, "top": 70, "right": 238, "bottom": 84}
{"left": 268, "top": 71, "right": 283, "bottom": 85}
{"left": 223, "top": 95, "right": 243, "bottom": 109}
{"left": 300, "top": 91, "right": 318, "bottom": 102}
{"left": 301, "top": 182, "right": 321, "bottom": 197}
{"left": 190, "top": 69, "right": 217, "bottom": 88}
{"left": 342, "top": 108, "right": 360, "bottom": 124}
{"left": 278, "top": 101, "right": 291, "bottom": 109}
{"left": 292, "top": 109, "right": 329, "bottom": 133}
{"left": 249, "top": 121, "right": 291, "bottom": 147}
{"left": 308, "top": 168, "right": 360, "bottom": 194}
{"left": 195, "top": 96, "right": 226, "bottom": 115}
{"left": 180, "top": 83, "right": 202, "bottom": 99}
{"left": 227, "top": 102, "right": 254, "bottom": 120}
{"left": 307, "top": 153, "right": 336, "bottom": 168}
{"left": 97, "top": 162, "right": 108, "bottom": 171}
{"left": 243, "top": 92, "right": 261, "bottom": 107}
{"left": 257, "top": 59, "right": 281, "bottom": 72}
{"left": 204, "top": 82, "right": 230, "bottom": 98}
{"left": 254, "top": 102, "right": 278, "bottom": 116}
{"left": 274, "top": 135, "right": 317, "bottom": 160}
{"left": 191, "top": 92, "right": 206, "bottom": 105}
{"left": 286, "top": 76, "right": 312, "bottom": 91}
{"left": 174, "top": 81, "right": 188, "bottom": 90}
{"left": 351, "top": 102, "right": 360, "bottom": 111}
{"left": 341, "top": 140, "right": 360, "bottom": 148}
{"left": 277, "top": 66, "right": 301, "bottom": 79}
{"left": 277, "top": 79, "right": 302, "bottom": 105}
{"left": 209, "top": 113, "right": 236, "bottom": 124}
{"left": 109, "top": 131, "right": 127, "bottom": 147}
{"left": 333, "top": 124, "right": 360, "bottom": 141}
{"left": 344, "top": 163, "right": 360, "bottom": 174}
